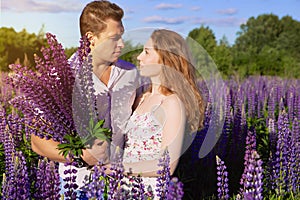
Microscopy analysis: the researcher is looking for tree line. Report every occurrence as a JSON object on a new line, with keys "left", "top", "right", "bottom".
{"left": 1, "top": 13, "right": 299, "bottom": 79}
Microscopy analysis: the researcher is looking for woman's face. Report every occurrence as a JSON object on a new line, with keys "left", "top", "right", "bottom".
{"left": 137, "top": 38, "right": 162, "bottom": 77}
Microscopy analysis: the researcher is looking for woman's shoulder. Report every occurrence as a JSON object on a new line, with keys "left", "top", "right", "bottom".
{"left": 162, "top": 94, "right": 184, "bottom": 111}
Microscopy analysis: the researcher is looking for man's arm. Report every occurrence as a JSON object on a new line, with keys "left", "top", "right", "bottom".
{"left": 31, "top": 134, "right": 109, "bottom": 165}
{"left": 31, "top": 134, "right": 66, "bottom": 163}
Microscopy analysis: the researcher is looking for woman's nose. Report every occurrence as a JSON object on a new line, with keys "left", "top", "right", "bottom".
{"left": 137, "top": 51, "right": 143, "bottom": 61}
{"left": 118, "top": 38, "right": 125, "bottom": 48}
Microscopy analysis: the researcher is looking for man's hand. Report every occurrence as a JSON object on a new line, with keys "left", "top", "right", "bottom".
{"left": 81, "top": 139, "right": 109, "bottom": 166}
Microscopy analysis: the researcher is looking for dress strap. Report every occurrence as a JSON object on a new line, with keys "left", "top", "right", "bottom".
{"left": 138, "top": 93, "right": 150, "bottom": 107}
{"left": 151, "top": 97, "right": 166, "bottom": 113}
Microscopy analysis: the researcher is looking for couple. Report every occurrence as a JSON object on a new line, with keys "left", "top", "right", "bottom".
{"left": 30, "top": 0, "right": 205, "bottom": 199}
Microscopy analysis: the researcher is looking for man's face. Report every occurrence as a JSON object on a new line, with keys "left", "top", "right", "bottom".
{"left": 91, "top": 19, "right": 124, "bottom": 64}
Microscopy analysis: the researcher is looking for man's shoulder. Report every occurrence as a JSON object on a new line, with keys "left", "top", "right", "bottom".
{"left": 114, "top": 59, "right": 137, "bottom": 71}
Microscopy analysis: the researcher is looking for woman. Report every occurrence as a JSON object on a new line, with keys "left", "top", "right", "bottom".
{"left": 122, "top": 29, "right": 205, "bottom": 197}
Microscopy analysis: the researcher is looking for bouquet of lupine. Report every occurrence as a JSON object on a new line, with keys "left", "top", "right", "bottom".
{"left": 8, "top": 32, "right": 110, "bottom": 161}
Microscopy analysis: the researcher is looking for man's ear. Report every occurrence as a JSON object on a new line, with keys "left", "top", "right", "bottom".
{"left": 86, "top": 31, "right": 95, "bottom": 46}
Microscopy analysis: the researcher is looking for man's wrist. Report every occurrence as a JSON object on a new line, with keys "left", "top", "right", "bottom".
{"left": 73, "top": 155, "right": 89, "bottom": 168}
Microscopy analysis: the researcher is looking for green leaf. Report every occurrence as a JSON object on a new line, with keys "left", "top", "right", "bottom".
{"left": 89, "top": 118, "right": 94, "bottom": 131}
{"left": 94, "top": 133, "right": 107, "bottom": 141}
{"left": 93, "top": 120, "right": 104, "bottom": 132}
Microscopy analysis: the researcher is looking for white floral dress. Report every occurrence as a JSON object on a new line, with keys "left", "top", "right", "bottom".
{"left": 123, "top": 101, "right": 164, "bottom": 198}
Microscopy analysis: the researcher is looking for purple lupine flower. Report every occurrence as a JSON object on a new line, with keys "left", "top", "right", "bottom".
{"left": 2, "top": 150, "right": 30, "bottom": 199}
{"left": 266, "top": 118, "right": 278, "bottom": 191}
{"left": 8, "top": 33, "right": 76, "bottom": 142}
{"left": 267, "top": 88, "right": 276, "bottom": 120}
{"left": 82, "top": 162, "right": 107, "bottom": 199}
{"left": 268, "top": 118, "right": 277, "bottom": 153}
{"left": 7, "top": 32, "right": 105, "bottom": 146}
{"left": 34, "top": 158, "right": 49, "bottom": 199}
{"left": 231, "top": 87, "right": 242, "bottom": 155}
{"left": 287, "top": 132, "right": 297, "bottom": 193}
{"left": 256, "top": 78, "right": 267, "bottom": 119}
{"left": 1, "top": 126, "right": 16, "bottom": 199}
{"left": 63, "top": 161, "right": 79, "bottom": 200}
{"left": 6, "top": 114, "right": 24, "bottom": 146}
{"left": 34, "top": 159, "right": 61, "bottom": 199}
{"left": 243, "top": 151, "right": 263, "bottom": 200}
{"left": 296, "top": 94, "right": 300, "bottom": 120}
{"left": 0, "top": 106, "right": 7, "bottom": 143}
{"left": 216, "top": 155, "right": 229, "bottom": 200}
{"left": 276, "top": 82, "right": 284, "bottom": 111}
{"left": 272, "top": 110, "right": 290, "bottom": 195}
{"left": 230, "top": 88, "right": 247, "bottom": 161}
{"left": 14, "top": 151, "right": 30, "bottom": 199}
{"left": 166, "top": 177, "right": 184, "bottom": 200}
{"left": 107, "top": 156, "right": 125, "bottom": 199}
{"left": 247, "top": 84, "right": 256, "bottom": 118}
{"left": 83, "top": 163, "right": 106, "bottom": 200}
{"left": 72, "top": 53, "right": 99, "bottom": 139}
{"left": 292, "top": 117, "right": 300, "bottom": 190}
{"left": 286, "top": 85, "right": 295, "bottom": 122}
{"left": 240, "top": 130, "right": 256, "bottom": 188}
{"left": 0, "top": 72, "right": 14, "bottom": 107}
{"left": 279, "top": 110, "right": 294, "bottom": 192}
{"left": 123, "top": 175, "right": 146, "bottom": 200}
{"left": 156, "top": 148, "right": 171, "bottom": 199}
{"left": 217, "top": 87, "right": 232, "bottom": 159}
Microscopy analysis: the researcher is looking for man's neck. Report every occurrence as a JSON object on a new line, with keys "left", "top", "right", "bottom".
{"left": 93, "top": 64, "right": 112, "bottom": 86}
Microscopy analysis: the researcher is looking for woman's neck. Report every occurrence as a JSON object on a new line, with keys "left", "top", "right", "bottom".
{"left": 150, "top": 76, "right": 161, "bottom": 94}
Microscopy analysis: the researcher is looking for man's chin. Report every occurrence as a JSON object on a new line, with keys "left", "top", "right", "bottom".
{"left": 111, "top": 57, "right": 119, "bottom": 63}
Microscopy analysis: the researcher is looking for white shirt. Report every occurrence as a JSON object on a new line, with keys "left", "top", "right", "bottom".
{"left": 93, "top": 63, "right": 139, "bottom": 157}
{"left": 59, "top": 57, "right": 139, "bottom": 189}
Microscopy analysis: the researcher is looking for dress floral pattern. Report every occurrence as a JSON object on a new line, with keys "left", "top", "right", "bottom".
{"left": 123, "top": 103, "right": 164, "bottom": 198}
{"left": 124, "top": 111, "right": 162, "bottom": 162}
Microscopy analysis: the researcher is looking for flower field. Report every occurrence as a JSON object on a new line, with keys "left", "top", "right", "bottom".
{"left": 0, "top": 34, "right": 299, "bottom": 199}
{"left": 174, "top": 76, "right": 300, "bottom": 199}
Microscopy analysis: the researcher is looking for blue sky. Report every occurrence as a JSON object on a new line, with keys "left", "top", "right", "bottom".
{"left": 1, "top": 0, "right": 299, "bottom": 48}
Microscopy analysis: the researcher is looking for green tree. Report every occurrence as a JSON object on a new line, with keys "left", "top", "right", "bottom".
{"left": 187, "top": 26, "right": 217, "bottom": 78}
{"left": 188, "top": 25, "right": 217, "bottom": 56}
{"left": 0, "top": 27, "right": 47, "bottom": 71}
{"left": 64, "top": 47, "right": 78, "bottom": 59}
{"left": 233, "top": 14, "right": 300, "bottom": 78}
{"left": 213, "top": 36, "right": 233, "bottom": 78}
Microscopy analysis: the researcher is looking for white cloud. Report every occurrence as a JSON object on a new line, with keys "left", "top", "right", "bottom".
{"left": 216, "top": 8, "right": 238, "bottom": 15}
{"left": 1, "top": 0, "right": 83, "bottom": 13}
{"left": 193, "top": 17, "right": 246, "bottom": 27}
{"left": 155, "top": 3, "right": 183, "bottom": 10}
{"left": 191, "top": 6, "right": 201, "bottom": 11}
{"left": 143, "top": 15, "right": 188, "bottom": 25}
{"left": 125, "top": 8, "right": 135, "bottom": 14}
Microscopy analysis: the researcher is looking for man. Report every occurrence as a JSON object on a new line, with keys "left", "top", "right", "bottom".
{"left": 31, "top": 0, "right": 139, "bottom": 196}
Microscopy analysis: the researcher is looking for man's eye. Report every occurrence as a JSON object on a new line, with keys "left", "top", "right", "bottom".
{"left": 111, "top": 36, "right": 121, "bottom": 41}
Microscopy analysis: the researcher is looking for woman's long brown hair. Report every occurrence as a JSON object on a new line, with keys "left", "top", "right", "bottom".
{"left": 150, "top": 29, "right": 205, "bottom": 132}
